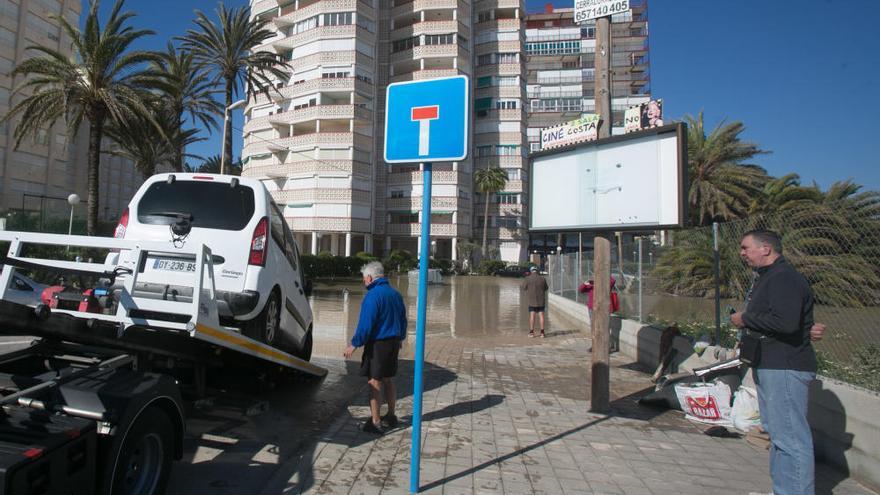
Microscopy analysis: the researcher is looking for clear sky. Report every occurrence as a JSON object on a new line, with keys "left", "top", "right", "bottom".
{"left": 95, "top": 0, "right": 880, "bottom": 191}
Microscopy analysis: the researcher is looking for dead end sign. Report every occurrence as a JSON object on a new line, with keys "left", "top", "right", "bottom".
{"left": 384, "top": 76, "right": 469, "bottom": 163}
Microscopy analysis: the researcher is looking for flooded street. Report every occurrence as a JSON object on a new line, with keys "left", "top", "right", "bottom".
{"left": 310, "top": 274, "right": 580, "bottom": 347}
{"left": 168, "top": 274, "right": 586, "bottom": 494}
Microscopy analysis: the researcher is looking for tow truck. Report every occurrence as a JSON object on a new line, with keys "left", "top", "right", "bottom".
{"left": 0, "top": 231, "right": 327, "bottom": 494}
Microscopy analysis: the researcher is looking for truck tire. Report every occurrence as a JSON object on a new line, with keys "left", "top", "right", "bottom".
{"left": 103, "top": 406, "right": 174, "bottom": 495}
{"left": 246, "top": 290, "right": 280, "bottom": 346}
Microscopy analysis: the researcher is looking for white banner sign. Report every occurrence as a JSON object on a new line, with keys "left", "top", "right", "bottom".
{"left": 540, "top": 114, "right": 599, "bottom": 150}
{"left": 624, "top": 99, "right": 664, "bottom": 134}
{"left": 574, "top": 0, "right": 630, "bottom": 23}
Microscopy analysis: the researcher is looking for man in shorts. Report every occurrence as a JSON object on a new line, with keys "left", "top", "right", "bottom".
{"left": 344, "top": 261, "right": 408, "bottom": 435}
{"left": 521, "top": 266, "right": 549, "bottom": 338}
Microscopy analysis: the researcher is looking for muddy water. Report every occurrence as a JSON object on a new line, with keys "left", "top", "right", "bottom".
{"left": 310, "top": 275, "right": 581, "bottom": 346}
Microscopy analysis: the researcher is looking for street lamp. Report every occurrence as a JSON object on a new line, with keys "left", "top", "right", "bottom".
{"left": 67, "top": 193, "right": 80, "bottom": 252}
{"left": 430, "top": 239, "right": 436, "bottom": 258}
{"left": 220, "top": 99, "right": 247, "bottom": 175}
{"left": 67, "top": 194, "right": 80, "bottom": 236}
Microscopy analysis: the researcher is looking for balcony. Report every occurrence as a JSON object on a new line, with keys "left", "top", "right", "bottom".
{"left": 391, "top": 0, "right": 468, "bottom": 19}
{"left": 475, "top": 40, "right": 522, "bottom": 56}
{"left": 475, "top": 18, "right": 521, "bottom": 32}
{"left": 289, "top": 51, "right": 373, "bottom": 73}
{"left": 273, "top": 25, "right": 363, "bottom": 49}
{"left": 243, "top": 132, "right": 372, "bottom": 154}
{"left": 289, "top": 217, "right": 372, "bottom": 233}
{"left": 391, "top": 20, "right": 467, "bottom": 40}
{"left": 386, "top": 196, "right": 469, "bottom": 212}
{"left": 244, "top": 160, "right": 371, "bottom": 180}
{"left": 273, "top": 0, "right": 366, "bottom": 27}
{"left": 386, "top": 170, "right": 467, "bottom": 185}
{"left": 270, "top": 105, "right": 372, "bottom": 126}
{"left": 475, "top": 62, "right": 521, "bottom": 77}
{"left": 391, "top": 43, "right": 467, "bottom": 63}
{"left": 389, "top": 68, "right": 461, "bottom": 83}
{"left": 386, "top": 223, "right": 464, "bottom": 237}
{"left": 251, "top": 0, "right": 278, "bottom": 18}
{"left": 475, "top": 0, "right": 521, "bottom": 10}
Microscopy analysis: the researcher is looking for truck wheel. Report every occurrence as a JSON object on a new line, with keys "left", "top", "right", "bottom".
{"left": 246, "top": 290, "right": 280, "bottom": 346}
{"left": 106, "top": 406, "right": 174, "bottom": 495}
{"left": 296, "top": 328, "right": 313, "bottom": 361}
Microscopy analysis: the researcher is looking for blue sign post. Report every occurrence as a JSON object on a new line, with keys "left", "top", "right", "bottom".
{"left": 384, "top": 75, "right": 468, "bottom": 494}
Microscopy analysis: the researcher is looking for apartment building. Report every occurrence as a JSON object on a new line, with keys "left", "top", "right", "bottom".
{"left": 243, "top": 0, "right": 649, "bottom": 262}
{"left": 0, "top": 0, "right": 142, "bottom": 225}
{"left": 0, "top": 0, "right": 81, "bottom": 218}
{"left": 524, "top": 1, "right": 650, "bottom": 149}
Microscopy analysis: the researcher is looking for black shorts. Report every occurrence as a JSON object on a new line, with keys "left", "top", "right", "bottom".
{"left": 528, "top": 306, "right": 545, "bottom": 313}
{"left": 360, "top": 339, "right": 401, "bottom": 379}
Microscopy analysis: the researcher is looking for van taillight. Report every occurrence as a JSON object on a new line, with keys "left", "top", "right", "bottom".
{"left": 249, "top": 217, "right": 268, "bottom": 266}
{"left": 114, "top": 208, "right": 129, "bottom": 239}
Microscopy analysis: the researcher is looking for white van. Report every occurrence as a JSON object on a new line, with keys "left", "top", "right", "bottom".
{"left": 113, "top": 173, "right": 313, "bottom": 360}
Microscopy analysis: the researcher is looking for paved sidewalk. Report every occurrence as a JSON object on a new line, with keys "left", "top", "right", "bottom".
{"left": 262, "top": 333, "right": 875, "bottom": 495}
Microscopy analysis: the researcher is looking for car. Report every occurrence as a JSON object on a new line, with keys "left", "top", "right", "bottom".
{"left": 1, "top": 271, "right": 47, "bottom": 307}
{"left": 497, "top": 265, "right": 530, "bottom": 277}
{"left": 111, "top": 173, "right": 314, "bottom": 360}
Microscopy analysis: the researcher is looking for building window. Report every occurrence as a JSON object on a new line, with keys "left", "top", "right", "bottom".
{"left": 495, "top": 194, "right": 519, "bottom": 205}
{"left": 323, "top": 12, "right": 353, "bottom": 26}
{"left": 424, "top": 33, "right": 454, "bottom": 45}
{"left": 391, "top": 213, "right": 418, "bottom": 223}
{"left": 322, "top": 70, "right": 351, "bottom": 78}
{"left": 495, "top": 99, "right": 518, "bottom": 110}
{"left": 392, "top": 36, "right": 418, "bottom": 53}
{"left": 292, "top": 98, "right": 317, "bottom": 110}
{"left": 477, "top": 11, "right": 491, "bottom": 23}
{"left": 497, "top": 217, "right": 519, "bottom": 229}
{"left": 357, "top": 15, "right": 376, "bottom": 32}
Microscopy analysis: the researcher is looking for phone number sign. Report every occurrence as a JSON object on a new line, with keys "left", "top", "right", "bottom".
{"left": 574, "top": 0, "right": 630, "bottom": 23}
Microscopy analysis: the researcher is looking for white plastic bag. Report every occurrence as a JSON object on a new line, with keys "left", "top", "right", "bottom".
{"left": 674, "top": 381, "right": 733, "bottom": 426}
{"left": 730, "top": 386, "right": 761, "bottom": 432}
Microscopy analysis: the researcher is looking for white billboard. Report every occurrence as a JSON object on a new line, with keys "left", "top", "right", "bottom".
{"left": 574, "top": 0, "right": 631, "bottom": 23}
{"left": 529, "top": 123, "right": 687, "bottom": 231}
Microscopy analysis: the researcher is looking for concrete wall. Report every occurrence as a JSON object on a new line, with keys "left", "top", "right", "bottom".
{"left": 549, "top": 293, "right": 880, "bottom": 492}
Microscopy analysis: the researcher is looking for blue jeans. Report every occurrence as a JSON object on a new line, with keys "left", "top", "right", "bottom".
{"left": 755, "top": 368, "right": 816, "bottom": 495}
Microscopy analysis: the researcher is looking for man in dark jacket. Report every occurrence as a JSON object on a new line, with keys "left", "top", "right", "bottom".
{"left": 521, "top": 266, "right": 548, "bottom": 337}
{"left": 731, "top": 230, "right": 816, "bottom": 495}
{"left": 344, "top": 261, "right": 408, "bottom": 435}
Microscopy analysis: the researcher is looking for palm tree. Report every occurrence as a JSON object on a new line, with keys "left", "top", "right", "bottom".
{"left": 2, "top": 0, "right": 156, "bottom": 235}
{"left": 105, "top": 106, "right": 203, "bottom": 178}
{"left": 685, "top": 112, "right": 769, "bottom": 226}
{"left": 180, "top": 4, "right": 289, "bottom": 173}
{"left": 473, "top": 167, "right": 508, "bottom": 256}
{"left": 190, "top": 154, "right": 241, "bottom": 175}
{"left": 143, "top": 43, "right": 222, "bottom": 171}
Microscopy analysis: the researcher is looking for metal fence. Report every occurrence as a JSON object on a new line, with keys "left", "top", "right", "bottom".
{"left": 547, "top": 203, "right": 880, "bottom": 391}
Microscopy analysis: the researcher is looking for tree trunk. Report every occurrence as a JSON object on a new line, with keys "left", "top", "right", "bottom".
{"left": 86, "top": 116, "right": 104, "bottom": 236}
{"left": 222, "top": 80, "right": 233, "bottom": 173}
{"left": 481, "top": 192, "right": 490, "bottom": 257}
{"left": 174, "top": 112, "right": 183, "bottom": 172}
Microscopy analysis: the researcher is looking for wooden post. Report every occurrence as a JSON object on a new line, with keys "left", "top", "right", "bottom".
{"left": 591, "top": 236, "right": 611, "bottom": 412}
{"left": 595, "top": 15, "right": 612, "bottom": 139}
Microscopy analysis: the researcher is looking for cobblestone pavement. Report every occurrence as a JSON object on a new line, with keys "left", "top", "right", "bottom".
{"left": 259, "top": 333, "right": 875, "bottom": 495}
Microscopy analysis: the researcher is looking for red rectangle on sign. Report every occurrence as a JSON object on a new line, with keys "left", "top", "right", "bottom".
{"left": 411, "top": 106, "right": 439, "bottom": 120}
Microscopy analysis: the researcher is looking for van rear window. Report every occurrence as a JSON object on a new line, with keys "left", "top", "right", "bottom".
{"left": 137, "top": 181, "right": 256, "bottom": 230}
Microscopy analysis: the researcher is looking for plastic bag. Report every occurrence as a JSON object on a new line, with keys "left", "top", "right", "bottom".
{"left": 674, "top": 381, "right": 732, "bottom": 426}
{"left": 730, "top": 386, "right": 761, "bottom": 432}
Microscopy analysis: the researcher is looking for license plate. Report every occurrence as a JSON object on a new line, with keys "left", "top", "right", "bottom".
{"left": 152, "top": 258, "right": 197, "bottom": 273}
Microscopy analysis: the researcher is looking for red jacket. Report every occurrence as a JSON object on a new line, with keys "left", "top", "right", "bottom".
{"left": 578, "top": 277, "right": 620, "bottom": 312}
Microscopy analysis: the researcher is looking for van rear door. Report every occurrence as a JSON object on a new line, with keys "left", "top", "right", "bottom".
{"left": 132, "top": 179, "right": 256, "bottom": 295}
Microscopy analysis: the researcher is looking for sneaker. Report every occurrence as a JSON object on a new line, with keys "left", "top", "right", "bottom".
{"left": 528, "top": 331, "right": 536, "bottom": 338}
{"left": 381, "top": 413, "right": 399, "bottom": 428}
{"left": 361, "top": 420, "right": 384, "bottom": 435}
{"left": 540, "top": 331, "right": 546, "bottom": 338}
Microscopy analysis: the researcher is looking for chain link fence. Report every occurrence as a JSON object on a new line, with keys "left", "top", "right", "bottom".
{"left": 548, "top": 202, "right": 880, "bottom": 391}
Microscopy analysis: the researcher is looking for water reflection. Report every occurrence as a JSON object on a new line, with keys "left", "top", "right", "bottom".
{"left": 309, "top": 275, "right": 548, "bottom": 345}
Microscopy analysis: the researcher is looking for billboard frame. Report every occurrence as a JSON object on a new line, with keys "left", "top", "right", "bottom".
{"left": 528, "top": 122, "right": 689, "bottom": 233}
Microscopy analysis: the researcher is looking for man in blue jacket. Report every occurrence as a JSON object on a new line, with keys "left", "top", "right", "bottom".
{"left": 344, "top": 261, "right": 408, "bottom": 435}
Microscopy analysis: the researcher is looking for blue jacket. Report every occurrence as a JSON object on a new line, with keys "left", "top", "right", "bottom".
{"left": 351, "top": 277, "right": 408, "bottom": 347}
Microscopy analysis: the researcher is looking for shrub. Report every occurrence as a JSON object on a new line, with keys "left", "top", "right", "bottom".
{"left": 429, "top": 258, "right": 453, "bottom": 275}
{"left": 383, "top": 250, "right": 417, "bottom": 273}
{"left": 477, "top": 259, "right": 505, "bottom": 276}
